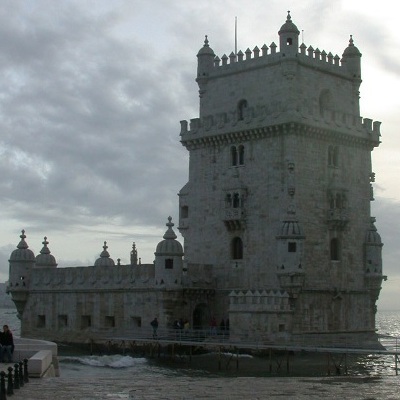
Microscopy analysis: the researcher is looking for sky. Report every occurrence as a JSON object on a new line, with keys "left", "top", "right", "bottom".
{"left": 0, "top": 0, "right": 399, "bottom": 309}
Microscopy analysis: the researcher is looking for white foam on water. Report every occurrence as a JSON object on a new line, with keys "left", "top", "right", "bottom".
{"left": 61, "top": 354, "right": 147, "bottom": 369}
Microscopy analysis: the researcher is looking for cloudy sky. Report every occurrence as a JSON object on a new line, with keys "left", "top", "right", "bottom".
{"left": 0, "top": 0, "right": 399, "bottom": 309}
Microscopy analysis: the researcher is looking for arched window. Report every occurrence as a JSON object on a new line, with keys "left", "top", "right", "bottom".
{"left": 231, "top": 237, "right": 243, "bottom": 260}
{"left": 238, "top": 145, "right": 244, "bottom": 165}
{"left": 237, "top": 99, "right": 248, "bottom": 121}
{"left": 286, "top": 37, "right": 293, "bottom": 46}
{"left": 231, "top": 146, "right": 237, "bottom": 166}
{"left": 330, "top": 238, "right": 339, "bottom": 261}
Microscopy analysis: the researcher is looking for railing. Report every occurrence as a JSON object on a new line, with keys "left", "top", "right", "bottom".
{"left": 378, "top": 334, "right": 400, "bottom": 352}
{"left": 91, "top": 327, "right": 400, "bottom": 355}
{"left": 105, "top": 327, "right": 231, "bottom": 345}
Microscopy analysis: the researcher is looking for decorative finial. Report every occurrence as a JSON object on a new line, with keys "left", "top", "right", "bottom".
{"left": 163, "top": 217, "right": 177, "bottom": 240}
{"left": 17, "top": 229, "right": 28, "bottom": 249}
{"left": 287, "top": 10, "right": 291, "bottom": 22}
{"left": 166, "top": 216, "right": 174, "bottom": 228}
{"left": 103, "top": 241, "right": 108, "bottom": 251}
{"left": 42, "top": 236, "right": 49, "bottom": 247}
{"left": 204, "top": 35, "right": 209, "bottom": 47}
{"left": 40, "top": 236, "right": 51, "bottom": 255}
{"left": 349, "top": 35, "right": 354, "bottom": 46}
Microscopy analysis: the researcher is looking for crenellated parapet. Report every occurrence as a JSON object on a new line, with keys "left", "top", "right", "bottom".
{"left": 180, "top": 105, "right": 381, "bottom": 148}
{"left": 210, "top": 42, "right": 345, "bottom": 77}
{"left": 28, "top": 264, "right": 157, "bottom": 291}
{"left": 229, "top": 289, "right": 291, "bottom": 312}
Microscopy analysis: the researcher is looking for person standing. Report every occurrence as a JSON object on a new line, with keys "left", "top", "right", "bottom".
{"left": 150, "top": 317, "right": 159, "bottom": 338}
{"left": 0, "top": 325, "right": 14, "bottom": 363}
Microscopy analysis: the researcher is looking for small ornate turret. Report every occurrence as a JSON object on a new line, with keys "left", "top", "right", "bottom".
{"left": 8, "top": 230, "right": 35, "bottom": 318}
{"left": 196, "top": 35, "right": 215, "bottom": 101}
{"left": 341, "top": 35, "right": 362, "bottom": 82}
{"left": 276, "top": 162, "right": 305, "bottom": 299}
{"left": 94, "top": 241, "right": 115, "bottom": 267}
{"left": 154, "top": 217, "right": 184, "bottom": 286}
{"left": 364, "top": 217, "right": 386, "bottom": 304}
{"left": 278, "top": 11, "right": 300, "bottom": 56}
{"left": 130, "top": 242, "right": 138, "bottom": 266}
{"left": 35, "top": 237, "right": 58, "bottom": 268}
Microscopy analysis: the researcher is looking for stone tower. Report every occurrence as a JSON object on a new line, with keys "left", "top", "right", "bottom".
{"left": 178, "top": 12, "right": 385, "bottom": 345}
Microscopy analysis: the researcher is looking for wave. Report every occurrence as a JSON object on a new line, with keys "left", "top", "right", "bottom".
{"left": 60, "top": 354, "right": 147, "bottom": 369}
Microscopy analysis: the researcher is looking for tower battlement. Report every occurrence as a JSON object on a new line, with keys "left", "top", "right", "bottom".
{"left": 211, "top": 42, "right": 345, "bottom": 75}
{"left": 180, "top": 107, "right": 381, "bottom": 147}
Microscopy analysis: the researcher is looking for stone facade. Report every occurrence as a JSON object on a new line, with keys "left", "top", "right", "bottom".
{"left": 7, "top": 13, "right": 385, "bottom": 347}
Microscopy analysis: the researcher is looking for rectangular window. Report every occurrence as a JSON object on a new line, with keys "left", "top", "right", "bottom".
{"left": 165, "top": 259, "right": 173, "bottom": 269}
{"left": 279, "top": 324, "right": 285, "bottom": 332}
{"left": 181, "top": 206, "right": 189, "bottom": 218}
{"left": 105, "top": 316, "right": 115, "bottom": 328}
{"left": 288, "top": 242, "right": 297, "bottom": 252}
{"left": 81, "top": 315, "right": 92, "bottom": 329}
{"left": 37, "top": 315, "right": 46, "bottom": 328}
{"left": 58, "top": 314, "right": 68, "bottom": 328}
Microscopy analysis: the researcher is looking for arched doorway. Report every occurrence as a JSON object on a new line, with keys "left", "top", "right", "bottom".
{"left": 193, "top": 303, "right": 209, "bottom": 330}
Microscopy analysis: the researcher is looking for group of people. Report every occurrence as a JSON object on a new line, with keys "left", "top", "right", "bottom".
{"left": 0, "top": 325, "right": 14, "bottom": 363}
{"left": 173, "top": 318, "right": 190, "bottom": 330}
{"left": 150, "top": 316, "right": 230, "bottom": 338}
{"left": 210, "top": 317, "right": 229, "bottom": 335}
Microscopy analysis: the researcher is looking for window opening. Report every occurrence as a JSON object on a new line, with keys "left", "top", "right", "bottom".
{"left": 330, "top": 238, "right": 339, "bottom": 261}
{"left": 231, "top": 146, "right": 237, "bottom": 166}
{"left": 232, "top": 237, "right": 243, "bottom": 259}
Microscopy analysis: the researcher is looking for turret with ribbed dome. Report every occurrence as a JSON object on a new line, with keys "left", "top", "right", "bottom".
{"left": 342, "top": 35, "right": 362, "bottom": 81}
{"left": 278, "top": 11, "right": 300, "bottom": 56}
{"left": 156, "top": 216, "right": 184, "bottom": 256}
{"left": 155, "top": 217, "right": 184, "bottom": 287}
{"left": 196, "top": 35, "right": 215, "bottom": 103}
{"left": 94, "top": 241, "right": 115, "bottom": 267}
{"left": 365, "top": 217, "right": 383, "bottom": 275}
{"left": 8, "top": 230, "right": 35, "bottom": 318}
{"left": 9, "top": 230, "right": 35, "bottom": 262}
{"left": 35, "top": 237, "right": 58, "bottom": 268}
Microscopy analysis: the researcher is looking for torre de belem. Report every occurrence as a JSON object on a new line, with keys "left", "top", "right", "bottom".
{"left": 7, "top": 13, "right": 385, "bottom": 347}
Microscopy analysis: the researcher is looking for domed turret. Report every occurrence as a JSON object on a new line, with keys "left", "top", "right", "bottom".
{"left": 196, "top": 35, "right": 215, "bottom": 100}
{"left": 365, "top": 217, "right": 382, "bottom": 245}
{"left": 8, "top": 230, "right": 35, "bottom": 317}
{"left": 154, "top": 217, "right": 184, "bottom": 286}
{"left": 365, "top": 217, "right": 383, "bottom": 274}
{"left": 341, "top": 35, "right": 361, "bottom": 80}
{"left": 9, "top": 230, "right": 35, "bottom": 262}
{"left": 156, "top": 217, "right": 184, "bottom": 256}
{"left": 276, "top": 205, "right": 305, "bottom": 272}
{"left": 35, "top": 237, "right": 58, "bottom": 268}
{"left": 94, "top": 241, "right": 115, "bottom": 267}
{"left": 278, "top": 11, "right": 300, "bottom": 56}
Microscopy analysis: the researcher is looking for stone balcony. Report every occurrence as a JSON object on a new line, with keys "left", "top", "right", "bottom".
{"left": 223, "top": 207, "right": 245, "bottom": 231}
{"left": 327, "top": 208, "right": 349, "bottom": 230}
